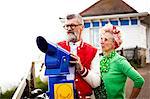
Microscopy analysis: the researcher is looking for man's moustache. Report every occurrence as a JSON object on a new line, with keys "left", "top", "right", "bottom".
{"left": 67, "top": 32, "right": 78, "bottom": 37}
{"left": 67, "top": 31, "right": 75, "bottom": 34}
{"left": 67, "top": 32, "right": 77, "bottom": 43}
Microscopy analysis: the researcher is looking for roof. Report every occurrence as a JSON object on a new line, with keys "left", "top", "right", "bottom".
{"left": 141, "top": 15, "right": 150, "bottom": 25}
{"left": 80, "top": 0, "right": 138, "bottom": 17}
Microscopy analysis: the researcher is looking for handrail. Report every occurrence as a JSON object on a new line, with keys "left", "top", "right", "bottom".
{"left": 12, "top": 62, "right": 35, "bottom": 99}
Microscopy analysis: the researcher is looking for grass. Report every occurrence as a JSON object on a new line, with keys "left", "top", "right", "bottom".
{"left": 35, "top": 76, "right": 48, "bottom": 92}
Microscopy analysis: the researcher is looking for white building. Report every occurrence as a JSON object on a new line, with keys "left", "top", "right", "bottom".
{"left": 79, "top": 0, "right": 150, "bottom": 64}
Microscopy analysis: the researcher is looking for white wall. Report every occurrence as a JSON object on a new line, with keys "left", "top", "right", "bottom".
{"left": 118, "top": 25, "right": 147, "bottom": 49}
{"left": 82, "top": 24, "right": 147, "bottom": 51}
{"left": 146, "top": 25, "right": 150, "bottom": 63}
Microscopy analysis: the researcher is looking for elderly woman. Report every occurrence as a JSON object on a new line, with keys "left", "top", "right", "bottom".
{"left": 99, "top": 23, "right": 144, "bottom": 99}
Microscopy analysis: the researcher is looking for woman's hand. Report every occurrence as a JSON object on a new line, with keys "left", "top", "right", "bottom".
{"left": 129, "top": 88, "right": 141, "bottom": 99}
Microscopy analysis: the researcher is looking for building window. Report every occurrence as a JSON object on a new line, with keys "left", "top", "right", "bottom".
{"left": 101, "top": 21, "right": 108, "bottom": 26}
{"left": 84, "top": 22, "right": 90, "bottom": 28}
{"left": 92, "top": 22, "right": 99, "bottom": 27}
{"left": 131, "top": 19, "right": 138, "bottom": 25}
{"left": 91, "top": 28, "right": 100, "bottom": 47}
{"left": 110, "top": 20, "right": 118, "bottom": 26}
{"left": 120, "top": 20, "right": 129, "bottom": 25}
{"left": 82, "top": 28, "right": 91, "bottom": 44}
{"left": 83, "top": 27, "right": 100, "bottom": 48}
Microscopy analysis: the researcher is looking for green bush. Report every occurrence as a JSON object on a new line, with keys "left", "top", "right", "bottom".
{"left": 0, "top": 76, "right": 48, "bottom": 99}
{"left": 35, "top": 76, "right": 48, "bottom": 92}
{"left": 1, "top": 87, "right": 16, "bottom": 99}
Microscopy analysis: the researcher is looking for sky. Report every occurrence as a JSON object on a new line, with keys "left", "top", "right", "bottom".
{"left": 0, "top": 0, "right": 149, "bottom": 93}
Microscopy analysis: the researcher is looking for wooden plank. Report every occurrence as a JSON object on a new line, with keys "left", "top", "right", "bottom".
{"left": 12, "top": 78, "right": 27, "bottom": 99}
{"left": 12, "top": 62, "right": 36, "bottom": 99}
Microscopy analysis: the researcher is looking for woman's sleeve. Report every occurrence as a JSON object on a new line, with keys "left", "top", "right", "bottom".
{"left": 119, "top": 59, "right": 145, "bottom": 88}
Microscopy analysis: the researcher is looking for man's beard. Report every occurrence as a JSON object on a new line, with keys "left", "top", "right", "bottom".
{"left": 67, "top": 32, "right": 77, "bottom": 43}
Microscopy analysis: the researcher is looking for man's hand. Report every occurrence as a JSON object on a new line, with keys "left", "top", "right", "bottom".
{"left": 70, "top": 54, "right": 83, "bottom": 71}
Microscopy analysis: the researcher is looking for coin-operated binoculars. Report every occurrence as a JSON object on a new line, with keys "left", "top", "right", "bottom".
{"left": 36, "top": 36, "right": 75, "bottom": 99}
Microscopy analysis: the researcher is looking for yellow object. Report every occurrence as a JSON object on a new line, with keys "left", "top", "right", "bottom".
{"left": 54, "top": 83, "right": 74, "bottom": 99}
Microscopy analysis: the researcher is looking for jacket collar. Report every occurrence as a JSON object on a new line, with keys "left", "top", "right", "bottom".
{"left": 66, "top": 40, "right": 84, "bottom": 48}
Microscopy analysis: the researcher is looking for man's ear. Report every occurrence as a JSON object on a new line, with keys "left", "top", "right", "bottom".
{"left": 81, "top": 25, "right": 84, "bottom": 30}
{"left": 79, "top": 25, "right": 84, "bottom": 32}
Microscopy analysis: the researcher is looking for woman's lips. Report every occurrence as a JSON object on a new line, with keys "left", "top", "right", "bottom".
{"left": 101, "top": 45, "right": 104, "bottom": 48}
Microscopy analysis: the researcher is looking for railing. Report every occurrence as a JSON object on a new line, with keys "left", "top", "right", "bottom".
{"left": 12, "top": 62, "right": 36, "bottom": 99}
{"left": 99, "top": 46, "right": 146, "bottom": 67}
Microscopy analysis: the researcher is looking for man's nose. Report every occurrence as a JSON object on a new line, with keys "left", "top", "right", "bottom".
{"left": 67, "top": 26, "right": 73, "bottom": 31}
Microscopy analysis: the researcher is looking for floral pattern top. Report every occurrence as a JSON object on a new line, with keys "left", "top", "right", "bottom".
{"left": 100, "top": 51, "right": 116, "bottom": 73}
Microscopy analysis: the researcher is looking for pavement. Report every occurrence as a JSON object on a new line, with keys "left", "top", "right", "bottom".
{"left": 126, "top": 64, "right": 150, "bottom": 99}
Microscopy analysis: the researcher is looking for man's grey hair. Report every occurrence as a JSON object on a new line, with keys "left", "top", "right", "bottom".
{"left": 66, "top": 14, "right": 84, "bottom": 26}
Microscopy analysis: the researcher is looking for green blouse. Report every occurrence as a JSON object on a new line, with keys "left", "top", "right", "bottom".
{"left": 100, "top": 51, "right": 144, "bottom": 99}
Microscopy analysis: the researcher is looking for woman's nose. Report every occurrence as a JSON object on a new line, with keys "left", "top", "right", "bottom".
{"left": 100, "top": 39, "right": 104, "bottom": 44}
{"left": 101, "top": 42, "right": 104, "bottom": 45}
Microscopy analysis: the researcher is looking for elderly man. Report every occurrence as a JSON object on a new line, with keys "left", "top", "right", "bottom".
{"left": 57, "top": 14, "right": 100, "bottom": 99}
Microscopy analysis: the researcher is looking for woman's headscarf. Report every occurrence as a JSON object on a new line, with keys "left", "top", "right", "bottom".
{"left": 100, "top": 23, "right": 122, "bottom": 49}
